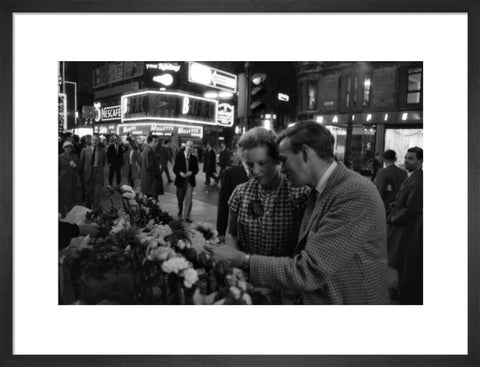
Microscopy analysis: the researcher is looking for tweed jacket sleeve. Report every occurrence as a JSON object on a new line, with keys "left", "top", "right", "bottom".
{"left": 249, "top": 166, "right": 388, "bottom": 304}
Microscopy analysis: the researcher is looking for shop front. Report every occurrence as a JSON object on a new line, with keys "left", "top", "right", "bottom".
{"left": 315, "top": 109, "right": 422, "bottom": 175}
{"left": 118, "top": 89, "right": 218, "bottom": 150}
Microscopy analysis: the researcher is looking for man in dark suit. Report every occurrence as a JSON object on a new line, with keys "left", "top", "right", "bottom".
{"left": 106, "top": 135, "right": 124, "bottom": 187}
{"left": 140, "top": 135, "right": 163, "bottom": 199}
{"left": 173, "top": 140, "right": 199, "bottom": 222}
{"left": 374, "top": 149, "right": 407, "bottom": 210}
{"left": 203, "top": 142, "right": 217, "bottom": 186}
{"left": 387, "top": 146, "right": 423, "bottom": 299}
{"left": 79, "top": 134, "right": 106, "bottom": 208}
{"left": 158, "top": 140, "right": 173, "bottom": 184}
{"left": 216, "top": 162, "right": 249, "bottom": 238}
{"left": 206, "top": 121, "right": 389, "bottom": 304}
{"left": 217, "top": 141, "right": 232, "bottom": 181}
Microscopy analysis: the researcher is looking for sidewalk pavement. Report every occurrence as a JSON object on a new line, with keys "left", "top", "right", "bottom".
{"left": 98, "top": 177, "right": 219, "bottom": 227}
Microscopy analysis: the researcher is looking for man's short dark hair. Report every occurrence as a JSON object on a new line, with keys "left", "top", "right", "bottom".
{"left": 407, "top": 146, "right": 423, "bottom": 160}
{"left": 238, "top": 127, "right": 279, "bottom": 162}
{"left": 382, "top": 149, "right": 397, "bottom": 161}
{"left": 147, "top": 134, "right": 157, "bottom": 144}
{"left": 276, "top": 121, "right": 335, "bottom": 160}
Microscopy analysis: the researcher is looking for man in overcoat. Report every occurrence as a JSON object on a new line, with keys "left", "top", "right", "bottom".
{"left": 203, "top": 142, "right": 217, "bottom": 186}
{"left": 140, "top": 135, "right": 163, "bottom": 198}
{"left": 374, "top": 149, "right": 407, "bottom": 210}
{"left": 206, "top": 121, "right": 389, "bottom": 305}
{"left": 79, "top": 134, "right": 106, "bottom": 208}
{"left": 386, "top": 147, "right": 423, "bottom": 286}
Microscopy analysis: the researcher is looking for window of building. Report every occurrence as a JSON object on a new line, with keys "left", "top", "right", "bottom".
{"left": 407, "top": 67, "right": 422, "bottom": 104}
{"left": 308, "top": 81, "right": 317, "bottom": 110}
{"left": 362, "top": 74, "right": 371, "bottom": 107}
{"left": 346, "top": 76, "right": 351, "bottom": 108}
{"left": 384, "top": 128, "right": 423, "bottom": 167}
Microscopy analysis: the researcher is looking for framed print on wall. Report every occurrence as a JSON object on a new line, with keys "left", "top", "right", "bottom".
{"left": 1, "top": 1, "right": 479, "bottom": 366}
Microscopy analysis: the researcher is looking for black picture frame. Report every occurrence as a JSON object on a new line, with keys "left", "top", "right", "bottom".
{"left": 1, "top": 1, "right": 478, "bottom": 366}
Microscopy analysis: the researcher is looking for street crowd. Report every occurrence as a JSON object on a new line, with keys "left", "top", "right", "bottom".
{"left": 59, "top": 121, "right": 423, "bottom": 305}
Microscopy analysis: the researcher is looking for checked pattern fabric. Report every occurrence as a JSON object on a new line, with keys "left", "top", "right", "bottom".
{"left": 228, "top": 175, "right": 311, "bottom": 257}
{"left": 250, "top": 164, "right": 390, "bottom": 305}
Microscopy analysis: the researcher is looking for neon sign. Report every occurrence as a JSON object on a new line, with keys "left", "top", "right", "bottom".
{"left": 121, "top": 91, "right": 218, "bottom": 125}
{"left": 94, "top": 103, "right": 121, "bottom": 122}
{"left": 118, "top": 123, "right": 203, "bottom": 138}
{"left": 145, "top": 63, "right": 181, "bottom": 72}
{"left": 217, "top": 103, "right": 235, "bottom": 127}
{"left": 188, "top": 62, "right": 237, "bottom": 93}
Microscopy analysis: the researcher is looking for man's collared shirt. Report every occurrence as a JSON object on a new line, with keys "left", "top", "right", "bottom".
{"left": 315, "top": 161, "right": 337, "bottom": 198}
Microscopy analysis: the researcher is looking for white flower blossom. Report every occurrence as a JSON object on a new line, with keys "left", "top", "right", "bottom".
{"left": 229, "top": 286, "right": 241, "bottom": 300}
{"left": 147, "top": 246, "right": 174, "bottom": 262}
{"left": 161, "top": 257, "right": 191, "bottom": 274}
{"left": 110, "top": 216, "right": 130, "bottom": 234}
{"left": 151, "top": 224, "right": 173, "bottom": 239}
{"left": 241, "top": 293, "right": 252, "bottom": 305}
{"left": 177, "top": 239, "right": 187, "bottom": 250}
{"left": 122, "top": 191, "right": 135, "bottom": 200}
{"left": 121, "top": 185, "right": 135, "bottom": 193}
{"left": 182, "top": 268, "right": 199, "bottom": 288}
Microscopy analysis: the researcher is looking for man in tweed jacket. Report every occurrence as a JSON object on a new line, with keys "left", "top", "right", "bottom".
{"left": 206, "top": 121, "right": 389, "bottom": 304}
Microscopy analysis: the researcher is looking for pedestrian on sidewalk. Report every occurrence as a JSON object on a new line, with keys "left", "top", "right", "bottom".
{"left": 203, "top": 141, "right": 217, "bottom": 186}
{"left": 79, "top": 134, "right": 106, "bottom": 208}
{"left": 106, "top": 134, "right": 124, "bottom": 187}
{"left": 141, "top": 135, "right": 163, "bottom": 199}
{"left": 173, "top": 140, "right": 199, "bottom": 223}
{"left": 158, "top": 140, "right": 173, "bottom": 184}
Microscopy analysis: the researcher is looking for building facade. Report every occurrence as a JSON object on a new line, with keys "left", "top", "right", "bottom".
{"left": 296, "top": 62, "right": 423, "bottom": 174}
{"left": 59, "top": 61, "right": 241, "bottom": 149}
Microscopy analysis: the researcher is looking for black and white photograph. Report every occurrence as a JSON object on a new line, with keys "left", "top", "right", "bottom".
{"left": 58, "top": 61, "right": 424, "bottom": 306}
{"left": 4, "top": 9, "right": 476, "bottom": 364}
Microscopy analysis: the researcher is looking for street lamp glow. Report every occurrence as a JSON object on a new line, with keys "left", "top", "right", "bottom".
{"left": 204, "top": 91, "right": 218, "bottom": 99}
{"left": 263, "top": 119, "right": 271, "bottom": 130}
{"left": 218, "top": 91, "right": 233, "bottom": 99}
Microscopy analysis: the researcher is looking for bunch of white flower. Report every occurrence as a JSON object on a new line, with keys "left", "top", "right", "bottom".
{"left": 110, "top": 215, "right": 131, "bottom": 234}
{"left": 161, "top": 257, "right": 191, "bottom": 274}
{"left": 182, "top": 268, "right": 199, "bottom": 288}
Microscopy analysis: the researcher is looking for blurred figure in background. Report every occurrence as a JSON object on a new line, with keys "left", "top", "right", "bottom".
{"left": 203, "top": 141, "right": 217, "bottom": 186}
{"left": 140, "top": 135, "right": 163, "bottom": 199}
{"left": 125, "top": 138, "right": 142, "bottom": 190}
{"left": 158, "top": 140, "right": 173, "bottom": 184}
{"left": 59, "top": 140, "right": 80, "bottom": 217}
{"left": 106, "top": 135, "right": 124, "bottom": 187}
{"left": 79, "top": 134, "right": 106, "bottom": 208}
{"left": 216, "top": 152, "right": 249, "bottom": 241}
{"left": 374, "top": 149, "right": 407, "bottom": 211}
{"left": 217, "top": 141, "right": 232, "bottom": 181}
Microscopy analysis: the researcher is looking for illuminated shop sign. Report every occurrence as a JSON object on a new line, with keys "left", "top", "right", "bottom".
{"left": 121, "top": 91, "right": 218, "bottom": 125}
{"left": 58, "top": 93, "right": 66, "bottom": 131}
{"left": 94, "top": 124, "right": 117, "bottom": 135}
{"left": 145, "top": 62, "right": 181, "bottom": 72}
{"left": 118, "top": 123, "right": 203, "bottom": 138}
{"left": 188, "top": 62, "right": 237, "bottom": 93}
{"left": 217, "top": 103, "right": 234, "bottom": 127}
{"left": 94, "top": 103, "right": 122, "bottom": 122}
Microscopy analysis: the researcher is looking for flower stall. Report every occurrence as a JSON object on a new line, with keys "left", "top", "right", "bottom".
{"left": 59, "top": 185, "right": 260, "bottom": 305}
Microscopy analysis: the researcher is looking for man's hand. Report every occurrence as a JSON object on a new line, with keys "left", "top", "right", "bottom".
{"left": 78, "top": 223, "right": 100, "bottom": 237}
{"left": 204, "top": 243, "right": 246, "bottom": 268}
